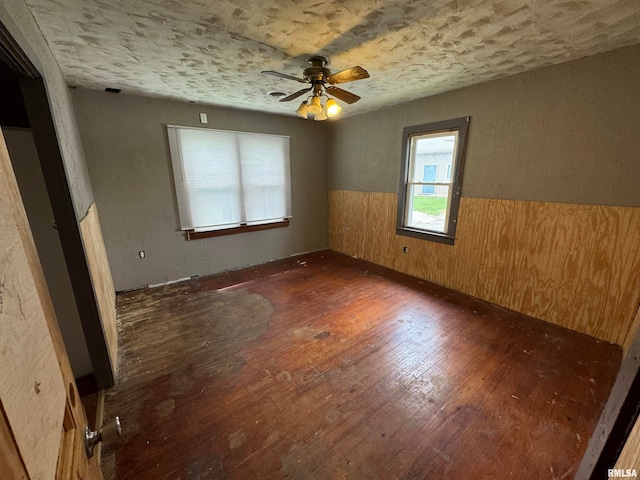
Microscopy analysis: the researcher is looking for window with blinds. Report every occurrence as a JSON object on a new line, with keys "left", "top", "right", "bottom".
{"left": 167, "top": 126, "right": 291, "bottom": 234}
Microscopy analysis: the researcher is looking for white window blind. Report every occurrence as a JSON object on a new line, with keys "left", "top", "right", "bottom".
{"left": 167, "top": 126, "right": 291, "bottom": 231}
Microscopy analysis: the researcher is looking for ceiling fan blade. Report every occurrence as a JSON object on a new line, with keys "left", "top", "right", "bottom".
{"left": 325, "top": 86, "right": 361, "bottom": 104}
{"left": 279, "top": 87, "right": 312, "bottom": 102}
{"left": 326, "top": 66, "right": 370, "bottom": 84}
{"left": 261, "top": 70, "right": 307, "bottom": 83}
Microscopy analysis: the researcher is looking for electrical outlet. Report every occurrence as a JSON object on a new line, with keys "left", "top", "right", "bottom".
{"left": 345, "top": 226, "right": 350, "bottom": 231}
{"left": 139, "top": 250, "right": 145, "bottom": 258}
{"left": 199, "top": 113, "right": 208, "bottom": 124}
{"left": 403, "top": 246, "right": 409, "bottom": 254}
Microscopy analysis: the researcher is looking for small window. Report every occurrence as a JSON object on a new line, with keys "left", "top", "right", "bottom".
{"left": 396, "top": 117, "right": 470, "bottom": 245}
{"left": 167, "top": 126, "right": 291, "bottom": 239}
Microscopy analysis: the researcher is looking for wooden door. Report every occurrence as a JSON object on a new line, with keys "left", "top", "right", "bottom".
{"left": 0, "top": 128, "right": 102, "bottom": 479}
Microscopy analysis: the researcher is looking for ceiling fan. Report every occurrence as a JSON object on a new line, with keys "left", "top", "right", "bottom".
{"left": 262, "top": 56, "right": 370, "bottom": 120}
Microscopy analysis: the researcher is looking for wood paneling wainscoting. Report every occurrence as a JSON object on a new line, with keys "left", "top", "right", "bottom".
{"left": 329, "top": 190, "right": 640, "bottom": 347}
{"left": 79, "top": 203, "right": 118, "bottom": 373}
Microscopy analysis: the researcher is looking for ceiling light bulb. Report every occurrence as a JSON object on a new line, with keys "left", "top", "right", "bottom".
{"left": 308, "top": 96, "right": 323, "bottom": 115}
{"left": 326, "top": 98, "right": 341, "bottom": 117}
{"left": 314, "top": 107, "right": 328, "bottom": 121}
{"left": 296, "top": 101, "right": 309, "bottom": 119}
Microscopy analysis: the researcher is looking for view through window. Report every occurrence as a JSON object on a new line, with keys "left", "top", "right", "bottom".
{"left": 408, "top": 132, "right": 458, "bottom": 233}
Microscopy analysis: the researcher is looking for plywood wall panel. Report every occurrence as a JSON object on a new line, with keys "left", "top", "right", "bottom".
{"left": 329, "top": 190, "right": 640, "bottom": 345}
{"left": 392, "top": 199, "right": 490, "bottom": 294}
{"left": 508, "top": 201, "right": 554, "bottom": 315}
{"left": 520, "top": 202, "right": 583, "bottom": 331}
{"left": 394, "top": 234, "right": 434, "bottom": 282}
{"left": 475, "top": 199, "right": 518, "bottom": 307}
{"left": 448, "top": 197, "right": 490, "bottom": 297}
{"left": 363, "top": 192, "right": 397, "bottom": 269}
{"left": 414, "top": 237, "right": 455, "bottom": 290}
{"left": 477, "top": 201, "right": 584, "bottom": 333}
{"left": 328, "top": 190, "right": 368, "bottom": 259}
{"left": 79, "top": 203, "right": 118, "bottom": 373}
{"left": 596, "top": 207, "right": 640, "bottom": 345}
{"left": 564, "top": 205, "right": 615, "bottom": 338}
{"left": 328, "top": 190, "right": 344, "bottom": 254}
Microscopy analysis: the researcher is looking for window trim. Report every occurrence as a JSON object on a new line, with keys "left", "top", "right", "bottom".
{"left": 396, "top": 117, "right": 470, "bottom": 246}
{"left": 184, "top": 218, "right": 290, "bottom": 240}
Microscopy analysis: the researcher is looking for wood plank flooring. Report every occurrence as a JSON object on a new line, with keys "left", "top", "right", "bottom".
{"left": 102, "top": 250, "right": 621, "bottom": 479}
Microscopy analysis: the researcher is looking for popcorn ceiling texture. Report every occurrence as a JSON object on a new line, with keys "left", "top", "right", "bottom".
{"left": 24, "top": 0, "right": 640, "bottom": 116}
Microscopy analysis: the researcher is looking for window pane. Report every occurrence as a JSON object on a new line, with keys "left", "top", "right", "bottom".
{"left": 244, "top": 186, "right": 287, "bottom": 223}
{"left": 411, "top": 133, "right": 457, "bottom": 184}
{"left": 239, "top": 135, "right": 287, "bottom": 187}
{"left": 406, "top": 185, "right": 450, "bottom": 233}
{"left": 180, "top": 129, "right": 240, "bottom": 188}
{"left": 169, "top": 127, "right": 243, "bottom": 229}
{"left": 421, "top": 165, "right": 437, "bottom": 194}
{"left": 239, "top": 134, "right": 290, "bottom": 222}
{"left": 191, "top": 188, "right": 242, "bottom": 230}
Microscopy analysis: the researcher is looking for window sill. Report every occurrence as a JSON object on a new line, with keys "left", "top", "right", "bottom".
{"left": 185, "top": 219, "right": 290, "bottom": 240}
{"left": 396, "top": 226, "right": 455, "bottom": 246}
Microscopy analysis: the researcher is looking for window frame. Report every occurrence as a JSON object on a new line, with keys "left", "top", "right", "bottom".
{"left": 396, "top": 116, "right": 470, "bottom": 246}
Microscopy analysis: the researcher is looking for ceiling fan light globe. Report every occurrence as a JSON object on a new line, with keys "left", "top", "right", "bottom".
{"left": 314, "top": 108, "right": 328, "bottom": 121}
{"left": 295, "top": 101, "right": 309, "bottom": 119}
{"left": 326, "top": 98, "right": 341, "bottom": 117}
{"left": 308, "top": 96, "right": 323, "bottom": 115}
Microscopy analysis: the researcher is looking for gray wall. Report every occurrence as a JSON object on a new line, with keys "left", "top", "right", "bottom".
{"left": 331, "top": 44, "right": 640, "bottom": 207}
{"left": 4, "top": 129, "right": 92, "bottom": 376}
{"left": 72, "top": 90, "right": 330, "bottom": 291}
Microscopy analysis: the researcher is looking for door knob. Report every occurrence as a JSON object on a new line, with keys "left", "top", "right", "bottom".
{"left": 84, "top": 416, "right": 122, "bottom": 458}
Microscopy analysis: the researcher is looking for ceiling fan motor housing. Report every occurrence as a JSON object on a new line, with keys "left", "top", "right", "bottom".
{"left": 304, "top": 55, "right": 331, "bottom": 84}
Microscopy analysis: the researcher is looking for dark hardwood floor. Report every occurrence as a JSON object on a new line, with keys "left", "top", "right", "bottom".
{"left": 102, "top": 250, "right": 621, "bottom": 479}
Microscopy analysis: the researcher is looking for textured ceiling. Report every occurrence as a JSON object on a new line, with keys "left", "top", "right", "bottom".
{"left": 24, "top": 0, "right": 640, "bottom": 117}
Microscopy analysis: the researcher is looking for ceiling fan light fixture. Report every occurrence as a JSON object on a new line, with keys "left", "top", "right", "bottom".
{"left": 296, "top": 101, "right": 309, "bottom": 119}
{"left": 262, "top": 56, "right": 369, "bottom": 122}
{"left": 326, "top": 98, "right": 341, "bottom": 117}
{"left": 314, "top": 107, "right": 328, "bottom": 121}
{"left": 308, "top": 95, "right": 323, "bottom": 115}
